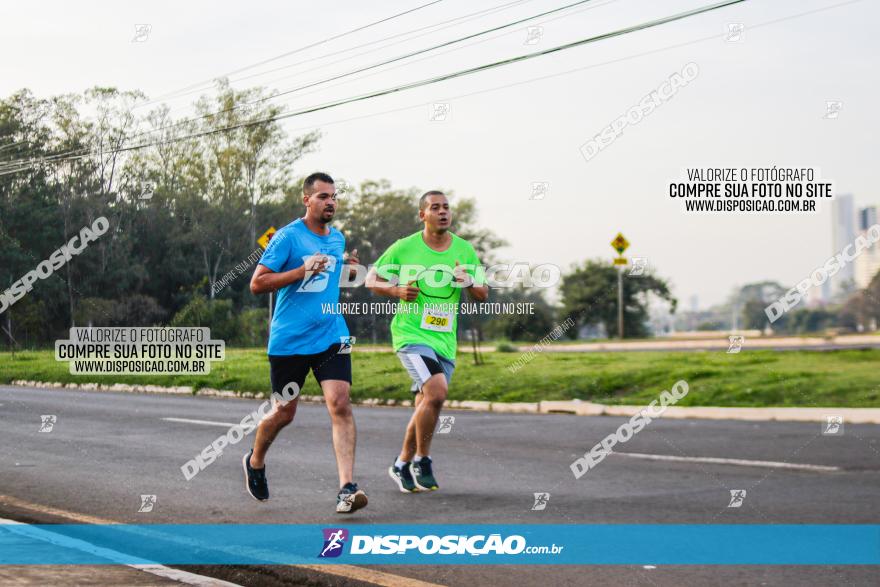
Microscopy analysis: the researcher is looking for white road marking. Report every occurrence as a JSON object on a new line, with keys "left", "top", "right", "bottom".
{"left": 0, "top": 495, "right": 444, "bottom": 586}
{"left": 0, "top": 516, "right": 240, "bottom": 586}
{"left": 615, "top": 452, "right": 840, "bottom": 472}
{"left": 130, "top": 564, "right": 242, "bottom": 586}
{"left": 162, "top": 417, "right": 236, "bottom": 427}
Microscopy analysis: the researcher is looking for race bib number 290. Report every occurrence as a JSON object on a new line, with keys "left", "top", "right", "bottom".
{"left": 421, "top": 306, "right": 453, "bottom": 332}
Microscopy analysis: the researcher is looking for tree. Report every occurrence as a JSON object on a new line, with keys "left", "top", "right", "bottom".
{"left": 480, "top": 288, "right": 556, "bottom": 341}
{"left": 179, "top": 80, "right": 319, "bottom": 299}
{"left": 732, "top": 281, "right": 788, "bottom": 331}
{"left": 0, "top": 81, "right": 507, "bottom": 348}
{"left": 1, "top": 90, "right": 79, "bottom": 344}
{"left": 784, "top": 308, "right": 838, "bottom": 334}
{"left": 560, "top": 260, "right": 676, "bottom": 338}
{"left": 840, "top": 271, "right": 880, "bottom": 331}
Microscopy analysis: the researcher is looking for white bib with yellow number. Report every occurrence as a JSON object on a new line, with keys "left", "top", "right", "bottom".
{"left": 420, "top": 306, "right": 453, "bottom": 332}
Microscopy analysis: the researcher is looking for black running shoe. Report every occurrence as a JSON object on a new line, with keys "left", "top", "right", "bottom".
{"left": 243, "top": 450, "right": 269, "bottom": 501}
{"left": 388, "top": 459, "right": 418, "bottom": 493}
{"left": 410, "top": 457, "right": 439, "bottom": 491}
{"left": 336, "top": 482, "right": 368, "bottom": 514}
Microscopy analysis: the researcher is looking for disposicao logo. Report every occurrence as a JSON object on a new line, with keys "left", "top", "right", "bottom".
{"left": 318, "top": 528, "right": 348, "bottom": 558}
{"left": 298, "top": 255, "right": 336, "bottom": 293}
{"left": 349, "top": 534, "right": 528, "bottom": 555}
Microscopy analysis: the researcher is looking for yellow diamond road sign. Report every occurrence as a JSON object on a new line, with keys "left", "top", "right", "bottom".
{"left": 258, "top": 226, "right": 277, "bottom": 250}
{"left": 611, "top": 233, "right": 630, "bottom": 255}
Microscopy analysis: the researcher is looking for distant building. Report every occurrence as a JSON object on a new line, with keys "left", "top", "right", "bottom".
{"left": 805, "top": 285, "right": 825, "bottom": 308}
{"left": 860, "top": 205, "right": 877, "bottom": 231}
{"left": 854, "top": 246, "right": 880, "bottom": 289}
{"left": 855, "top": 205, "right": 880, "bottom": 289}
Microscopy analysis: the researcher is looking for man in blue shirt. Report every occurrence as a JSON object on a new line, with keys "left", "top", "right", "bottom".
{"left": 244, "top": 172, "right": 367, "bottom": 514}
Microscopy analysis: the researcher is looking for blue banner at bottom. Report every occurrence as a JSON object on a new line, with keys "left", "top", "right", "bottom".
{"left": 0, "top": 524, "right": 877, "bottom": 565}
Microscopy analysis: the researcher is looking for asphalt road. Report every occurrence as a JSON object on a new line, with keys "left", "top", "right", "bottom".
{"left": 1, "top": 385, "right": 879, "bottom": 586}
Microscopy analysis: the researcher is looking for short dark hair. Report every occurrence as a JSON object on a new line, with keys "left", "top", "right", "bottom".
{"left": 303, "top": 172, "right": 334, "bottom": 195}
{"left": 419, "top": 190, "right": 446, "bottom": 210}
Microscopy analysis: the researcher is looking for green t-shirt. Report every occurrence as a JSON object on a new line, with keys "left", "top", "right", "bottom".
{"left": 374, "top": 231, "right": 484, "bottom": 360}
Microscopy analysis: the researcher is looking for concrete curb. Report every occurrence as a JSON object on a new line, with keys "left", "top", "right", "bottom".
{"left": 489, "top": 402, "right": 539, "bottom": 414}
{"left": 546, "top": 401, "right": 880, "bottom": 424}
{"left": 540, "top": 400, "right": 606, "bottom": 416}
{"left": 9, "top": 380, "right": 880, "bottom": 423}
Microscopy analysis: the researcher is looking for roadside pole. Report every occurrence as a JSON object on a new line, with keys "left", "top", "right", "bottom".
{"left": 268, "top": 291, "right": 274, "bottom": 335}
{"left": 257, "top": 226, "right": 277, "bottom": 337}
{"left": 617, "top": 266, "right": 624, "bottom": 339}
{"left": 610, "top": 232, "right": 630, "bottom": 340}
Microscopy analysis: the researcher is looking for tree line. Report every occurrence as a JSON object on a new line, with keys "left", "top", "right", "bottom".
{"left": 0, "top": 82, "right": 678, "bottom": 349}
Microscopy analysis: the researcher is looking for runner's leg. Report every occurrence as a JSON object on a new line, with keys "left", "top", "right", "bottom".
{"left": 251, "top": 355, "right": 308, "bottom": 469}
{"left": 322, "top": 379, "right": 356, "bottom": 487}
{"left": 400, "top": 393, "right": 423, "bottom": 462}
{"left": 413, "top": 373, "right": 448, "bottom": 458}
{"left": 251, "top": 400, "right": 297, "bottom": 469}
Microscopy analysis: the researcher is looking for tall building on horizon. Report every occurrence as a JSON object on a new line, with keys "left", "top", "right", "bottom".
{"left": 860, "top": 205, "right": 877, "bottom": 231}
{"left": 855, "top": 204, "right": 880, "bottom": 289}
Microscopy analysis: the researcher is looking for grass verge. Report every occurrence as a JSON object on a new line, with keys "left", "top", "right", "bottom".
{"left": 2, "top": 348, "right": 879, "bottom": 407}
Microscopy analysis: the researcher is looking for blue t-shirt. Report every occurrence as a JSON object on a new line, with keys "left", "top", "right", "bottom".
{"left": 258, "top": 219, "right": 349, "bottom": 356}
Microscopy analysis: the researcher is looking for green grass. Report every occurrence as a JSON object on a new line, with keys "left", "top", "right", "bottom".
{"left": 2, "top": 348, "right": 879, "bottom": 407}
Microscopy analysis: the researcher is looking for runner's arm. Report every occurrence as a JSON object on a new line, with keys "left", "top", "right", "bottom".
{"left": 454, "top": 260, "right": 489, "bottom": 301}
{"left": 465, "top": 283, "right": 489, "bottom": 302}
{"left": 250, "top": 264, "right": 307, "bottom": 294}
{"left": 365, "top": 267, "right": 419, "bottom": 301}
{"left": 251, "top": 252, "right": 332, "bottom": 294}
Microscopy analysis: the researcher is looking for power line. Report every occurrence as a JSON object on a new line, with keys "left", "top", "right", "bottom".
{"left": 0, "top": 0, "right": 453, "bottom": 165}
{"left": 142, "top": 0, "right": 448, "bottom": 107}
{"left": 287, "top": 0, "right": 858, "bottom": 138}
{"left": 124, "top": 0, "right": 615, "bottom": 148}
{"left": 3, "top": 0, "right": 602, "bottom": 169}
{"left": 150, "top": 0, "right": 538, "bottom": 108}
{"left": 1, "top": 0, "right": 747, "bottom": 176}
{"left": 0, "top": 1, "right": 538, "bottom": 167}
{"left": 90, "top": 0, "right": 606, "bottom": 153}
{"left": 243, "top": 0, "right": 618, "bottom": 121}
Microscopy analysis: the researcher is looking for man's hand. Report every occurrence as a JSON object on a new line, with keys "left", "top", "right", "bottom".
{"left": 396, "top": 280, "right": 420, "bottom": 301}
{"left": 345, "top": 248, "right": 359, "bottom": 279}
{"left": 454, "top": 260, "right": 474, "bottom": 288}
{"left": 304, "top": 253, "right": 330, "bottom": 274}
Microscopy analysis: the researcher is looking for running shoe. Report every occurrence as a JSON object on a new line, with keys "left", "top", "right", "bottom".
{"left": 388, "top": 459, "right": 418, "bottom": 493}
{"left": 336, "top": 482, "right": 368, "bottom": 514}
{"left": 243, "top": 449, "right": 269, "bottom": 501}
{"left": 410, "top": 457, "right": 439, "bottom": 491}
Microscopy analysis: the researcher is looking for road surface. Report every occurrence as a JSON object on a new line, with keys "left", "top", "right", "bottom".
{"left": 1, "top": 385, "right": 878, "bottom": 586}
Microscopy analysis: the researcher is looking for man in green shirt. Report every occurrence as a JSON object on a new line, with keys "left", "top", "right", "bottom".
{"left": 367, "top": 191, "right": 489, "bottom": 492}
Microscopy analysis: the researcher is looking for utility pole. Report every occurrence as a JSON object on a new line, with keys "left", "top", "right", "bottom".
{"left": 268, "top": 291, "right": 274, "bottom": 337}
{"left": 257, "top": 226, "right": 277, "bottom": 338}
{"left": 617, "top": 266, "right": 624, "bottom": 339}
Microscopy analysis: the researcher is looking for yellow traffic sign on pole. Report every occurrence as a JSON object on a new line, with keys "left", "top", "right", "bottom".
{"left": 610, "top": 232, "right": 630, "bottom": 255}
{"left": 257, "top": 226, "right": 277, "bottom": 250}
{"left": 257, "top": 226, "right": 278, "bottom": 335}
{"left": 610, "top": 232, "right": 631, "bottom": 340}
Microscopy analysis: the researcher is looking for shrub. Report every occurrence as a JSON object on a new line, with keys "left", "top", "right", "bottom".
{"left": 170, "top": 295, "right": 238, "bottom": 342}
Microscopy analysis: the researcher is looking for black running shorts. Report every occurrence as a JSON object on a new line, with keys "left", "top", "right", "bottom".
{"left": 268, "top": 343, "right": 352, "bottom": 394}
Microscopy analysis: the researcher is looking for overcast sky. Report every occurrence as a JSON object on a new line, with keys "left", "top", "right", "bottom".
{"left": 2, "top": 0, "right": 876, "bottom": 308}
